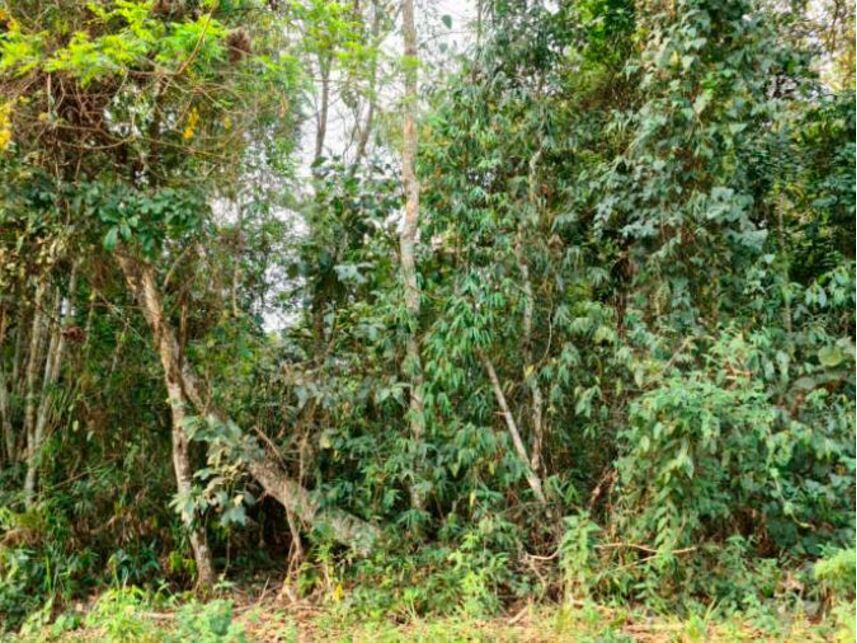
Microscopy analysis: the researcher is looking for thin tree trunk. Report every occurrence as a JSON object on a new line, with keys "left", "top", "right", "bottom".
{"left": 26, "top": 265, "right": 78, "bottom": 500}
{"left": 24, "top": 286, "right": 59, "bottom": 502}
{"left": 23, "top": 278, "right": 48, "bottom": 505}
{"left": 39, "top": 288, "right": 61, "bottom": 395}
{"left": 310, "top": 55, "right": 332, "bottom": 358}
{"left": 516, "top": 240, "right": 545, "bottom": 473}
{"left": 0, "top": 306, "right": 9, "bottom": 469}
{"left": 481, "top": 353, "right": 546, "bottom": 504}
{"left": 314, "top": 58, "right": 331, "bottom": 164}
{"left": 354, "top": 102, "right": 375, "bottom": 164}
{"left": 354, "top": 0, "right": 381, "bottom": 163}
{"left": 11, "top": 301, "right": 28, "bottom": 395}
{"left": 50, "top": 264, "right": 77, "bottom": 380}
{"left": 116, "top": 254, "right": 216, "bottom": 589}
{"left": 520, "top": 145, "right": 546, "bottom": 474}
{"left": 0, "top": 366, "right": 11, "bottom": 467}
{"left": 400, "top": 0, "right": 426, "bottom": 510}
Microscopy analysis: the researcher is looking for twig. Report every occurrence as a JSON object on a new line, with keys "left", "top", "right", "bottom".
{"left": 507, "top": 603, "right": 530, "bottom": 625}
{"left": 524, "top": 549, "right": 560, "bottom": 561}
{"left": 253, "top": 425, "right": 287, "bottom": 468}
{"left": 662, "top": 336, "right": 694, "bottom": 372}
{"left": 596, "top": 542, "right": 697, "bottom": 555}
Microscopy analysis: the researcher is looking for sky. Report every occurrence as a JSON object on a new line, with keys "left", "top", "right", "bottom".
{"left": 299, "top": 0, "right": 478, "bottom": 168}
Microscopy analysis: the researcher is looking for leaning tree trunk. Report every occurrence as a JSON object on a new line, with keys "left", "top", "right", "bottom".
{"left": 481, "top": 353, "right": 546, "bottom": 504}
{"left": 399, "top": 0, "right": 426, "bottom": 510}
{"left": 247, "top": 458, "right": 377, "bottom": 555}
{"left": 117, "top": 254, "right": 377, "bottom": 576}
{"left": 116, "top": 254, "right": 216, "bottom": 589}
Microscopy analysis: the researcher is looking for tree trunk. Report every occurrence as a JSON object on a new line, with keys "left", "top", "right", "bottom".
{"left": 25, "top": 286, "right": 59, "bottom": 502}
{"left": 353, "top": 0, "right": 381, "bottom": 163}
{"left": 0, "top": 365, "right": 12, "bottom": 467}
{"left": 0, "top": 306, "right": 9, "bottom": 468}
{"left": 314, "top": 57, "right": 331, "bottom": 164}
{"left": 23, "top": 278, "right": 48, "bottom": 506}
{"left": 520, "top": 146, "right": 546, "bottom": 474}
{"left": 400, "top": 0, "right": 426, "bottom": 510}
{"left": 481, "top": 353, "right": 546, "bottom": 504}
{"left": 248, "top": 458, "right": 378, "bottom": 555}
{"left": 117, "top": 254, "right": 377, "bottom": 572}
{"left": 116, "top": 254, "right": 216, "bottom": 589}
{"left": 515, "top": 239, "right": 545, "bottom": 474}
{"left": 26, "top": 265, "right": 78, "bottom": 503}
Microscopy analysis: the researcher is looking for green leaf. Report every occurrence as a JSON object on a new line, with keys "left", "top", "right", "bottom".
{"left": 220, "top": 504, "right": 247, "bottom": 527}
{"left": 818, "top": 345, "right": 844, "bottom": 368}
{"left": 103, "top": 226, "right": 119, "bottom": 251}
{"left": 693, "top": 91, "right": 712, "bottom": 115}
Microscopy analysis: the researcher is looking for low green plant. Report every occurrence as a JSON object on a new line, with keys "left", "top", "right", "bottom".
{"left": 559, "top": 512, "right": 600, "bottom": 602}
{"left": 814, "top": 546, "right": 857, "bottom": 600}
{"left": 167, "top": 599, "right": 245, "bottom": 642}
{"left": 83, "top": 586, "right": 156, "bottom": 642}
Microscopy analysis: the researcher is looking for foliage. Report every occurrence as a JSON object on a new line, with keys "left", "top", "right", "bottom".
{"left": 814, "top": 546, "right": 857, "bottom": 601}
{"left": 0, "top": 0, "right": 853, "bottom": 633}
{"left": 169, "top": 599, "right": 245, "bottom": 643}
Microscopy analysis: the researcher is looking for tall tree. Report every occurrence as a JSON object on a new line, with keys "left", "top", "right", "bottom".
{"left": 399, "top": 0, "right": 426, "bottom": 510}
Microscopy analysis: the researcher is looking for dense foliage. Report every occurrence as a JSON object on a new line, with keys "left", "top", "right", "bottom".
{"left": 0, "top": 0, "right": 853, "bottom": 636}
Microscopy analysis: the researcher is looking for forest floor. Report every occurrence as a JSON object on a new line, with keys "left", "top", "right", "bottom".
{"left": 9, "top": 582, "right": 852, "bottom": 642}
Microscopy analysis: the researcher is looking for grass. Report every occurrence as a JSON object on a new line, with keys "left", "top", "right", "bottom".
{"left": 5, "top": 585, "right": 852, "bottom": 643}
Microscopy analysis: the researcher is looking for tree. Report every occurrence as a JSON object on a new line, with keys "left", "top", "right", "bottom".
{"left": 398, "top": 0, "right": 426, "bottom": 511}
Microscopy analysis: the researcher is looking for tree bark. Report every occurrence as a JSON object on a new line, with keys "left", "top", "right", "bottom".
{"left": 481, "top": 353, "right": 546, "bottom": 504}
{"left": 23, "top": 278, "right": 48, "bottom": 506}
{"left": 400, "top": 0, "right": 426, "bottom": 510}
{"left": 116, "top": 254, "right": 216, "bottom": 588}
{"left": 26, "top": 265, "right": 78, "bottom": 502}
{"left": 0, "top": 365, "right": 11, "bottom": 467}
{"left": 520, "top": 145, "right": 546, "bottom": 474}
{"left": 247, "top": 458, "right": 378, "bottom": 555}
{"left": 0, "top": 306, "right": 9, "bottom": 468}
{"left": 49, "top": 263, "right": 77, "bottom": 381}
{"left": 314, "top": 57, "right": 331, "bottom": 164}
{"left": 25, "top": 286, "right": 60, "bottom": 502}
{"left": 516, "top": 241, "right": 545, "bottom": 474}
